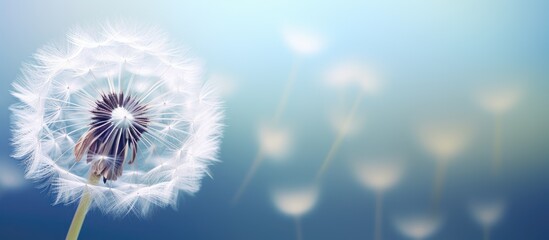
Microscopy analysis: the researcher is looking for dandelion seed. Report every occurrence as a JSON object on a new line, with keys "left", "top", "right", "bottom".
{"left": 282, "top": 26, "right": 324, "bottom": 56}
{"left": 353, "top": 159, "right": 403, "bottom": 193}
{"left": 258, "top": 124, "right": 292, "bottom": 160}
{"left": 0, "top": 160, "right": 26, "bottom": 193}
{"left": 353, "top": 158, "right": 404, "bottom": 240}
{"left": 477, "top": 86, "right": 521, "bottom": 116}
{"left": 417, "top": 123, "right": 470, "bottom": 162}
{"left": 10, "top": 21, "right": 223, "bottom": 239}
{"left": 316, "top": 60, "right": 381, "bottom": 181}
{"left": 470, "top": 199, "right": 505, "bottom": 240}
{"left": 232, "top": 25, "right": 324, "bottom": 205}
{"left": 324, "top": 59, "right": 381, "bottom": 95}
{"left": 476, "top": 83, "right": 523, "bottom": 175}
{"left": 272, "top": 185, "right": 319, "bottom": 240}
{"left": 395, "top": 214, "right": 441, "bottom": 240}
{"left": 416, "top": 121, "right": 471, "bottom": 211}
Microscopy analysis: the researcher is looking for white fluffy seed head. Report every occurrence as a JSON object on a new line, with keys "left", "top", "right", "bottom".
{"left": 477, "top": 85, "right": 522, "bottom": 115}
{"left": 282, "top": 26, "right": 324, "bottom": 55}
{"left": 272, "top": 185, "right": 319, "bottom": 217}
{"left": 258, "top": 124, "right": 292, "bottom": 161}
{"left": 324, "top": 59, "right": 382, "bottom": 94}
{"left": 417, "top": 121, "right": 471, "bottom": 162}
{"left": 10, "top": 21, "right": 224, "bottom": 216}
{"left": 0, "top": 160, "right": 26, "bottom": 191}
{"left": 470, "top": 199, "right": 505, "bottom": 228}
{"left": 395, "top": 214, "right": 442, "bottom": 240}
{"left": 353, "top": 158, "right": 403, "bottom": 193}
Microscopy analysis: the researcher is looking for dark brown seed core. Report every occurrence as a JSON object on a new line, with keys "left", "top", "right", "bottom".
{"left": 74, "top": 92, "right": 149, "bottom": 183}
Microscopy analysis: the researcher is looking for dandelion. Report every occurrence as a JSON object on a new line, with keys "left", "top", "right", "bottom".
{"left": 231, "top": 124, "right": 293, "bottom": 204}
{"left": 470, "top": 199, "right": 505, "bottom": 240}
{"left": 282, "top": 26, "right": 324, "bottom": 56}
{"left": 417, "top": 121, "right": 470, "bottom": 210}
{"left": 477, "top": 86, "right": 521, "bottom": 115}
{"left": 258, "top": 124, "right": 292, "bottom": 160}
{"left": 324, "top": 59, "right": 381, "bottom": 95}
{"left": 10, "top": 22, "right": 223, "bottom": 239}
{"left": 395, "top": 214, "right": 441, "bottom": 240}
{"left": 417, "top": 123, "right": 469, "bottom": 162}
{"left": 272, "top": 185, "right": 319, "bottom": 240}
{"left": 0, "top": 160, "right": 26, "bottom": 194}
{"left": 316, "top": 60, "right": 381, "bottom": 181}
{"left": 476, "top": 83, "right": 522, "bottom": 175}
{"left": 232, "top": 25, "right": 324, "bottom": 204}
{"left": 353, "top": 158, "right": 403, "bottom": 240}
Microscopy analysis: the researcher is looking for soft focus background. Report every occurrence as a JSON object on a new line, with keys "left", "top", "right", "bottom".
{"left": 1, "top": 0, "right": 549, "bottom": 239}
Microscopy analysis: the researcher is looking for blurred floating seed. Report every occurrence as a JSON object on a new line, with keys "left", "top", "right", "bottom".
{"left": 417, "top": 123, "right": 471, "bottom": 162}
{"left": 232, "top": 25, "right": 323, "bottom": 205}
{"left": 352, "top": 158, "right": 404, "bottom": 193}
{"left": 395, "top": 214, "right": 442, "bottom": 240}
{"left": 470, "top": 199, "right": 505, "bottom": 240}
{"left": 471, "top": 200, "right": 505, "bottom": 227}
{"left": 477, "top": 85, "right": 522, "bottom": 116}
{"left": 315, "top": 60, "right": 383, "bottom": 181}
{"left": 324, "top": 59, "right": 381, "bottom": 95}
{"left": 282, "top": 26, "right": 325, "bottom": 56}
{"left": 475, "top": 82, "right": 523, "bottom": 176}
{"left": 272, "top": 185, "right": 319, "bottom": 240}
{"left": 353, "top": 157, "right": 404, "bottom": 240}
{"left": 272, "top": 185, "right": 319, "bottom": 217}
{"left": 0, "top": 160, "right": 26, "bottom": 192}
{"left": 416, "top": 120, "right": 472, "bottom": 211}
{"left": 258, "top": 124, "right": 293, "bottom": 161}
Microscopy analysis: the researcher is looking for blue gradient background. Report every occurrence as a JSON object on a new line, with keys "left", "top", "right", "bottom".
{"left": 1, "top": 1, "right": 549, "bottom": 239}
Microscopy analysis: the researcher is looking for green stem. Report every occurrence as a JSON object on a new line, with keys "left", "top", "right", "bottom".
{"left": 66, "top": 174, "right": 99, "bottom": 240}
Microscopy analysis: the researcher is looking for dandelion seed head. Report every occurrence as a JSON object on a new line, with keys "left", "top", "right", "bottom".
{"left": 477, "top": 85, "right": 522, "bottom": 115}
{"left": 325, "top": 59, "right": 382, "bottom": 94}
{"left": 282, "top": 26, "right": 324, "bottom": 55}
{"left": 10, "top": 21, "right": 224, "bottom": 216}
{"left": 395, "top": 214, "right": 442, "bottom": 240}
{"left": 272, "top": 185, "right": 318, "bottom": 217}
{"left": 417, "top": 122, "right": 471, "bottom": 162}
{"left": 470, "top": 199, "right": 505, "bottom": 228}
{"left": 0, "top": 160, "right": 26, "bottom": 191}
{"left": 258, "top": 125, "right": 292, "bottom": 161}
{"left": 353, "top": 159, "right": 403, "bottom": 192}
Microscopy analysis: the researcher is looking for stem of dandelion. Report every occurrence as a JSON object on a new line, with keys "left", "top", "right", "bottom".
{"left": 431, "top": 160, "right": 447, "bottom": 214}
{"left": 492, "top": 115, "right": 502, "bottom": 176}
{"left": 374, "top": 191, "right": 383, "bottom": 240}
{"left": 66, "top": 174, "right": 100, "bottom": 240}
{"left": 295, "top": 217, "right": 303, "bottom": 240}
{"left": 483, "top": 226, "right": 490, "bottom": 240}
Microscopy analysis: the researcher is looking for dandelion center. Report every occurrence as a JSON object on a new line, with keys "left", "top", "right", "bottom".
{"left": 111, "top": 107, "right": 135, "bottom": 128}
{"left": 74, "top": 92, "right": 150, "bottom": 183}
